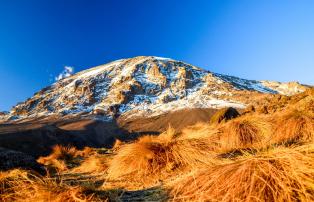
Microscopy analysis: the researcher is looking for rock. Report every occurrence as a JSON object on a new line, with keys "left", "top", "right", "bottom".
{"left": 94, "top": 104, "right": 120, "bottom": 117}
{"left": 210, "top": 107, "right": 240, "bottom": 124}
{"left": 146, "top": 63, "right": 167, "bottom": 87}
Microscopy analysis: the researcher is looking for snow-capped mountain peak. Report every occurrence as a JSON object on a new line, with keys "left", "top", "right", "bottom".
{"left": 4, "top": 56, "right": 308, "bottom": 121}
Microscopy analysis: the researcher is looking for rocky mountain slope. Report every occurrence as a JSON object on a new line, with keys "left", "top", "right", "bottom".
{"left": 0, "top": 56, "right": 309, "bottom": 122}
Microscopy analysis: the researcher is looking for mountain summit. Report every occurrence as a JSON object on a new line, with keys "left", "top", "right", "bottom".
{"left": 2, "top": 56, "right": 308, "bottom": 122}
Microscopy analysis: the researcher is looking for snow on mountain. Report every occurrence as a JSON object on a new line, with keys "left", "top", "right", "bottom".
{"left": 261, "top": 80, "right": 308, "bottom": 95}
{"left": 5, "top": 56, "right": 308, "bottom": 121}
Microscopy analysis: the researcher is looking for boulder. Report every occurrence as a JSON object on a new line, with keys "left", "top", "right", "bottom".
{"left": 210, "top": 107, "right": 240, "bottom": 124}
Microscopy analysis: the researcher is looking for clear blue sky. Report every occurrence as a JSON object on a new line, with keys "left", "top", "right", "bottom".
{"left": 0, "top": 0, "right": 313, "bottom": 111}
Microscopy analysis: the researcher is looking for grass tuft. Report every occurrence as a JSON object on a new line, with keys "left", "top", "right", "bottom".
{"left": 0, "top": 169, "right": 104, "bottom": 202}
{"left": 218, "top": 115, "right": 272, "bottom": 151}
{"left": 272, "top": 110, "right": 314, "bottom": 145}
{"left": 170, "top": 147, "right": 314, "bottom": 202}
{"left": 107, "top": 133, "right": 216, "bottom": 181}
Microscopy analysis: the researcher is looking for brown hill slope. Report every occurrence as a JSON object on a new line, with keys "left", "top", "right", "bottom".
{"left": 117, "top": 108, "right": 217, "bottom": 133}
{"left": 0, "top": 108, "right": 218, "bottom": 157}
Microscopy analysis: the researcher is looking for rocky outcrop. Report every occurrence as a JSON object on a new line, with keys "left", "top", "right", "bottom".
{"left": 146, "top": 63, "right": 167, "bottom": 87}
{"left": 261, "top": 81, "right": 307, "bottom": 96}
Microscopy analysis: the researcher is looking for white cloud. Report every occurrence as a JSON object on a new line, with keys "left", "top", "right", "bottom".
{"left": 55, "top": 66, "right": 74, "bottom": 81}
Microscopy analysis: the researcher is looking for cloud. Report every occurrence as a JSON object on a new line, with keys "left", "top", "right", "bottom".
{"left": 55, "top": 66, "right": 74, "bottom": 81}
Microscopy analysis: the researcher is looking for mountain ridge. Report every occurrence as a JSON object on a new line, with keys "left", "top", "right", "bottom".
{"left": 0, "top": 56, "right": 309, "bottom": 122}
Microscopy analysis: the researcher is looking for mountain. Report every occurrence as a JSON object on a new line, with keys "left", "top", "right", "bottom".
{"left": 0, "top": 56, "right": 308, "bottom": 123}
{"left": 0, "top": 56, "right": 311, "bottom": 158}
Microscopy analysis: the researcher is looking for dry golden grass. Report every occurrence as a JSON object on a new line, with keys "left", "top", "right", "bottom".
{"left": 218, "top": 115, "right": 273, "bottom": 151}
{"left": 0, "top": 169, "right": 104, "bottom": 202}
{"left": 37, "top": 145, "right": 80, "bottom": 172}
{"left": 170, "top": 147, "right": 314, "bottom": 202}
{"left": 73, "top": 154, "right": 108, "bottom": 173}
{"left": 157, "top": 124, "right": 177, "bottom": 141}
{"left": 272, "top": 110, "right": 314, "bottom": 145}
{"left": 112, "top": 139, "right": 123, "bottom": 151}
{"left": 37, "top": 145, "right": 95, "bottom": 172}
{"left": 182, "top": 115, "right": 274, "bottom": 153}
{"left": 180, "top": 122, "right": 220, "bottom": 140}
{"left": 76, "top": 147, "right": 95, "bottom": 157}
{"left": 107, "top": 127, "right": 217, "bottom": 181}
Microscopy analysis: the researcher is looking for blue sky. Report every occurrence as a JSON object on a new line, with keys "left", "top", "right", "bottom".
{"left": 0, "top": 0, "right": 313, "bottom": 111}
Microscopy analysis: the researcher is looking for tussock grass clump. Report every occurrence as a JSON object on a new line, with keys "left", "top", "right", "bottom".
{"left": 73, "top": 155, "right": 108, "bottom": 173}
{"left": 180, "top": 122, "right": 220, "bottom": 141}
{"left": 37, "top": 145, "right": 91, "bottom": 172}
{"left": 219, "top": 115, "right": 272, "bottom": 151}
{"left": 107, "top": 136, "right": 158, "bottom": 179}
{"left": 107, "top": 127, "right": 217, "bottom": 180}
{"left": 272, "top": 110, "right": 314, "bottom": 145}
{"left": 170, "top": 147, "right": 314, "bottom": 202}
{"left": 0, "top": 169, "right": 103, "bottom": 202}
{"left": 112, "top": 139, "right": 123, "bottom": 151}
